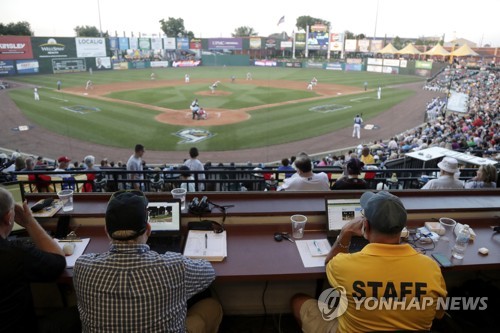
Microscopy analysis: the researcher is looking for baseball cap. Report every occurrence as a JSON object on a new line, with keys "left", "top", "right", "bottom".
{"left": 58, "top": 156, "right": 71, "bottom": 163}
{"left": 106, "top": 190, "right": 149, "bottom": 240}
{"left": 360, "top": 191, "right": 407, "bottom": 234}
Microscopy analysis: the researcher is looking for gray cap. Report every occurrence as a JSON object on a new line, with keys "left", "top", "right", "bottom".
{"left": 360, "top": 191, "right": 407, "bottom": 234}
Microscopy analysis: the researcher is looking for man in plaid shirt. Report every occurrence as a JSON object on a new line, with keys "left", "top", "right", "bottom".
{"left": 74, "top": 190, "right": 222, "bottom": 333}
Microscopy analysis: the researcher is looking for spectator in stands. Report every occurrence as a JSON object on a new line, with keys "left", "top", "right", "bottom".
{"left": 82, "top": 155, "right": 100, "bottom": 192}
{"left": 291, "top": 191, "right": 447, "bottom": 332}
{"left": 127, "top": 144, "right": 145, "bottom": 190}
{"left": 178, "top": 165, "right": 196, "bottom": 192}
{"left": 73, "top": 190, "right": 222, "bottom": 332}
{"left": 360, "top": 147, "right": 375, "bottom": 165}
{"left": 20, "top": 156, "right": 34, "bottom": 172}
{"left": 35, "top": 156, "right": 45, "bottom": 167}
{"left": 465, "top": 164, "right": 497, "bottom": 189}
{"left": 278, "top": 155, "right": 329, "bottom": 191}
{"left": 422, "top": 157, "right": 464, "bottom": 189}
{"left": 184, "top": 147, "right": 205, "bottom": 191}
{"left": 0, "top": 188, "right": 79, "bottom": 332}
{"left": 277, "top": 158, "right": 295, "bottom": 178}
{"left": 331, "top": 158, "right": 368, "bottom": 190}
{"left": 54, "top": 156, "right": 71, "bottom": 178}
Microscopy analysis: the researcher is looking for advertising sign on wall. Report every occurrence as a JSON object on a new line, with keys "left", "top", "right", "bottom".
{"left": 51, "top": 58, "right": 86, "bottom": 74}
{"left": 295, "top": 33, "right": 306, "bottom": 50}
{"left": 163, "top": 37, "right": 176, "bottom": 50}
{"left": 208, "top": 38, "right": 242, "bottom": 50}
{"left": 151, "top": 38, "right": 163, "bottom": 50}
{"left": 383, "top": 59, "right": 400, "bottom": 67}
{"left": 416, "top": 60, "right": 433, "bottom": 69}
{"left": 249, "top": 37, "right": 262, "bottom": 50}
{"left": 75, "top": 37, "right": 106, "bottom": 57}
{"left": 344, "top": 39, "right": 357, "bottom": 52}
{"left": 138, "top": 38, "right": 151, "bottom": 50}
{"left": 189, "top": 39, "right": 202, "bottom": 50}
{"left": 0, "top": 60, "right": 15, "bottom": 75}
{"left": 329, "top": 33, "right": 344, "bottom": 51}
{"left": 32, "top": 37, "right": 76, "bottom": 59}
{"left": 367, "top": 58, "right": 383, "bottom": 65}
{"left": 118, "top": 37, "right": 129, "bottom": 50}
{"left": 16, "top": 59, "right": 39, "bottom": 74}
{"left": 129, "top": 38, "right": 138, "bottom": 50}
{"left": 370, "top": 40, "right": 383, "bottom": 52}
{"left": 0, "top": 36, "right": 33, "bottom": 60}
{"left": 109, "top": 37, "right": 118, "bottom": 49}
{"left": 177, "top": 37, "right": 189, "bottom": 50}
{"left": 358, "top": 40, "right": 370, "bottom": 53}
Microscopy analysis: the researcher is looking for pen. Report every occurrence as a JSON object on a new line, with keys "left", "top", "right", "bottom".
{"left": 58, "top": 239, "right": 83, "bottom": 242}
{"left": 205, "top": 233, "right": 208, "bottom": 249}
{"left": 313, "top": 240, "right": 322, "bottom": 254}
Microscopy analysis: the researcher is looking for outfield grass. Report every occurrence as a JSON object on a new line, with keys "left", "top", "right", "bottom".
{"left": 7, "top": 67, "right": 424, "bottom": 151}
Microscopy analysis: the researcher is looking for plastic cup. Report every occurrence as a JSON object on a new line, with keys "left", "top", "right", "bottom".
{"left": 57, "top": 189, "right": 74, "bottom": 212}
{"left": 439, "top": 217, "right": 457, "bottom": 252}
{"left": 171, "top": 188, "right": 187, "bottom": 211}
{"left": 291, "top": 214, "right": 307, "bottom": 239}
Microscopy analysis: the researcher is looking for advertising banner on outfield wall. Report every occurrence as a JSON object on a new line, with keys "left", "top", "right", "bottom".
{"left": 367, "top": 65, "right": 383, "bottom": 73}
{"left": 163, "top": 37, "right": 176, "bottom": 50}
{"left": 383, "top": 66, "right": 399, "bottom": 74}
{"left": 118, "top": 37, "right": 129, "bottom": 50}
{"left": 416, "top": 60, "right": 432, "bottom": 69}
{"left": 344, "top": 39, "right": 357, "bottom": 52}
{"left": 190, "top": 39, "right": 201, "bottom": 50}
{"left": 358, "top": 40, "right": 370, "bottom": 53}
{"left": 0, "top": 60, "right": 15, "bottom": 75}
{"left": 345, "top": 64, "right": 362, "bottom": 71}
{"left": 295, "top": 33, "right": 305, "bottom": 50}
{"left": 326, "top": 63, "right": 343, "bottom": 70}
{"left": 254, "top": 60, "right": 277, "bottom": 67}
{"left": 177, "top": 38, "right": 189, "bottom": 50}
{"left": 151, "top": 38, "right": 162, "bottom": 50}
{"left": 370, "top": 40, "right": 383, "bottom": 52}
{"left": 0, "top": 36, "right": 33, "bottom": 60}
{"left": 249, "top": 37, "right": 262, "bottom": 50}
{"left": 16, "top": 59, "right": 39, "bottom": 74}
{"left": 383, "top": 59, "right": 400, "bottom": 67}
{"left": 31, "top": 37, "right": 76, "bottom": 59}
{"left": 139, "top": 38, "right": 151, "bottom": 50}
{"left": 76, "top": 37, "right": 106, "bottom": 57}
{"left": 208, "top": 38, "right": 242, "bottom": 50}
{"left": 329, "top": 33, "right": 344, "bottom": 51}
{"left": 129, "top": 38, "right": 138, "bottom": 50}
{"left": 367, "top": 58, "right": 383, "bottom": 65}
{"left": 109, "top": 38, "right": 118, "bottom": 50}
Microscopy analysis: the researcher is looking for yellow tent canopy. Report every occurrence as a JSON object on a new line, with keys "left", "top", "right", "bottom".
{"left": 397, "top": 43, "right": 421, "bottom": 55}
{"left": 377, "top": 43, "right": 399, "bottom": 54}
{"left": 424, "top": 44, "right": 450, "bottom": 56}
{"left": 451, "top": 44, "right": 479, "bottom": 57}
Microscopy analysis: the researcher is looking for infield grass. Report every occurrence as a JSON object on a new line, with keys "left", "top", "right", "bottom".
{"left": 7, "top": 67, "right": 423, "bottom": 151}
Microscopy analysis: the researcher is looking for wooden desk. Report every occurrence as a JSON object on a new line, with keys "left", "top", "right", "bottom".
{"left": 60, "top": 222, "right": 500, "bottom": 284}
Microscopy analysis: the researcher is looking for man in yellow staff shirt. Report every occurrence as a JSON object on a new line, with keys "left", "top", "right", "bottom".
{"left": 292, "top": 191, "right": 447, "bottom": 332}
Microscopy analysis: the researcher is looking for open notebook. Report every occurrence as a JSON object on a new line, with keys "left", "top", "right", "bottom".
{"left": 183, "top": 230, "right": 227, "bottom": 262}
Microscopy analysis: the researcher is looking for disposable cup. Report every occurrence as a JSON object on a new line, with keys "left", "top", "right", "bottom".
{"left": 291, "top": 214, "right": 307, "bottom": 239}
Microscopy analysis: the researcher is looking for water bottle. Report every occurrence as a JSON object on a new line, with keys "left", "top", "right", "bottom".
{"left": 451, "top": 224, "right": 470, "bottom": 259}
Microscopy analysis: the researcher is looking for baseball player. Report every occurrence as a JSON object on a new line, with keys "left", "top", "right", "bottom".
{"left": 150, "top": 72, "right": 156, "bottom": 80}
{"left": 197, "top": 108, "right": 207, "bottom": 120}
{"left": 190, "top": 98, "right": 200, "bottom": 119}
{"left": 307, "top": 82, "right": 313, "bottom": 90}
{"left": 85, "top": 80, "right": 93, "bottom": 91}
{"left": 185, "top": 74, "right": 190, "bottom": 83}
{"left": 311, "top": 77, "right": 318, "bottom": 86}
{"left": 209, "top": 81, "right": 220, "bottom": 94}
{"left": 33, "top": 87, "right": 40, "bottom": 101}
{"left": 352, "top": 114, "right": 363, "bottom": 139}
{"left": 246, "top": 72, "right": 252, "bottom": 80}
{"left": 377, "top": 86, "right": 382, "bottom": 100}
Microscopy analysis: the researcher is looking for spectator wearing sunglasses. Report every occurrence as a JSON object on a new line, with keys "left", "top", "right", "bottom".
{"left": 74, "top": 190, "right": 222, "bottom": 333}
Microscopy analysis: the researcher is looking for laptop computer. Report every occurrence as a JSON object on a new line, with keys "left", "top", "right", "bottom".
{"left": 325, "top": 198, "right": 369, "bottom": 253}
{"left": 146, "top": 200, "right": 183, "bottom": 253}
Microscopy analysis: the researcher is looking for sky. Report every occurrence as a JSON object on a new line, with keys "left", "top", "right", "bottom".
{"left": 3, "top": 0, "right": 500, "bottom": 47}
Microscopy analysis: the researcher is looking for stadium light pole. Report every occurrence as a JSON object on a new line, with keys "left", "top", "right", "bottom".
{"left": 97, "top": 0, "right": 103, "bottom": 37}
{"left": 373, "top": 0, "right": 379, "bottom": 41}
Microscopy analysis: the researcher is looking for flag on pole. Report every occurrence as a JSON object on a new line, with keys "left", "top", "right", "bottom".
{"left": 277, "top": 16, "right": 285, "bottom": 26}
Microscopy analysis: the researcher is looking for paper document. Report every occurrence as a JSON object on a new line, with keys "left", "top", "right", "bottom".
{"left": 55, "top": 238, "right": 91, "bottom": 268}
{"left": 183, "top": 230, "right": 227, "bottom": 262}
{"left": 296, "top": 239, "right": 331, "bottom": 268}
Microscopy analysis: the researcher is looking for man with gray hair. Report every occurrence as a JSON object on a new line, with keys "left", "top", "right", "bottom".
{"left": 0, "top": 187, "right": 68, "bottom": 332}
{"left": 422, "top": 157, "right": 464, "bottom": 189}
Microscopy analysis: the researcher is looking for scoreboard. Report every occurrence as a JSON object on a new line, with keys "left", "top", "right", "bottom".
{"left": 51, "top": 58, "right": 86, "bottom": 74}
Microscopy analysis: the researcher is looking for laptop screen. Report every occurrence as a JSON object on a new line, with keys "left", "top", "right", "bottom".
{"left": 147, "top": 201, "right": 181, "bottom": 232}
{"left": 325, "top": 198, "right": 363, "bottom": 231}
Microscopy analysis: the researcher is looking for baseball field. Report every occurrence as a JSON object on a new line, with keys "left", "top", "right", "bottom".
{"left": 6, "top": 67, "right": 424, "bottom": 156}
